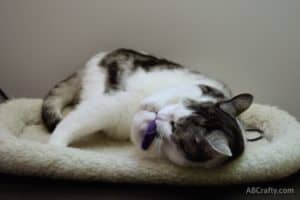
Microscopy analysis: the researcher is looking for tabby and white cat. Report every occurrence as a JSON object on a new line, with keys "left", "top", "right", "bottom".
{"left": 42, "top": 49, "right": 253, "bottom": 168}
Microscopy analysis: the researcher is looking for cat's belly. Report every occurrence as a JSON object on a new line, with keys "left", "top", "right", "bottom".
{"left": 126, "top": 69, "right": 199, "bottom": 96}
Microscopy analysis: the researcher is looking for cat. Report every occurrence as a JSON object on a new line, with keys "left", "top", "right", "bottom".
{"left": 42, "top": 48, "right": 253, "bottom": 168}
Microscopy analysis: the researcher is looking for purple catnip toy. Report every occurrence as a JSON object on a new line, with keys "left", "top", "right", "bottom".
{"left": 141, "top": 120, "right": 157, "bottom": 150}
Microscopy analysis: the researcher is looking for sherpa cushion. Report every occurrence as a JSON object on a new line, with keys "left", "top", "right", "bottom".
{"left": 0, "top": 99, "right": 299, "bottom": 186}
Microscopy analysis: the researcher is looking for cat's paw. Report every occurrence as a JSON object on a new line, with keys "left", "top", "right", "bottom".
{"left": 140, "top": 97, "right": 164, "bottom": 112}
{"left": 131, "top": 110, "right": 156, "bottom": 147}
{"left": 49, "top": 134, "right": 69, "bottom": 147}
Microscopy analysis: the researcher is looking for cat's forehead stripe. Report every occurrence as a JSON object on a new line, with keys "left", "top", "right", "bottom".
{"left": 198, "top": 84, "right": 225, "bottom": 99}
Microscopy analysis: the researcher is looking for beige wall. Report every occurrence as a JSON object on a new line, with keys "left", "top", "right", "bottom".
{"left": 0, "top": 0, "right": 299, "bottom": 119}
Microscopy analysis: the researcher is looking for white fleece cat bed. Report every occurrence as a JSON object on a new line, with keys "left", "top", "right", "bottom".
{"left": 0, "top": 99, "right": 299, "bottom": 186}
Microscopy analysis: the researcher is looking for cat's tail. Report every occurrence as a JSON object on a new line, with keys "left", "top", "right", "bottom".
{"left": 0, "top": 88, "right": 9, "bottom": 103}
{"left": 42, "top": 72, "right": 81, "bottom": 132}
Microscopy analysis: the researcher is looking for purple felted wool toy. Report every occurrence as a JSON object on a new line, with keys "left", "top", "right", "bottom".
{"left": 141, "top": 120, "right": 157, "bottom": 150}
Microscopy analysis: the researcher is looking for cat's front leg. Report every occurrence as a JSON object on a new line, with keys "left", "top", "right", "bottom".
{"left": 49, "top": 103, "right": 105, "bottom": 146}
{"left": 49, "top": 97, "right": 118, "bottom": 147}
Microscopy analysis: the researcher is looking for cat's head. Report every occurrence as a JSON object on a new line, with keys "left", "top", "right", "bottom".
{"left": 131, "top": 94, "right": 253, "bottom": 168}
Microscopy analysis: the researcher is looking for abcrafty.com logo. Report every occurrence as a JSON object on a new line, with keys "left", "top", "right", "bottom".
{"left": 246, "top": 186, "right": 295, "bottom": 195}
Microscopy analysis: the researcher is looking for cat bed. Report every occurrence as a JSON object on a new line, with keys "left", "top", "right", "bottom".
{"left": 0, "top": 99, "right": 299, "bottom": 186}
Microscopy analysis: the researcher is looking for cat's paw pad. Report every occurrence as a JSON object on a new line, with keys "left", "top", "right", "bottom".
{"left": 140, "top": 97, "right": 164, "bottom": 112}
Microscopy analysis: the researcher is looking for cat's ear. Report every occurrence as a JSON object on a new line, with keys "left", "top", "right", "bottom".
{"left": 219, "top": 93, "right": 253, "bottom": 116}
{"left": 206, "top": 130, "right": 232, "bottom": 157}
